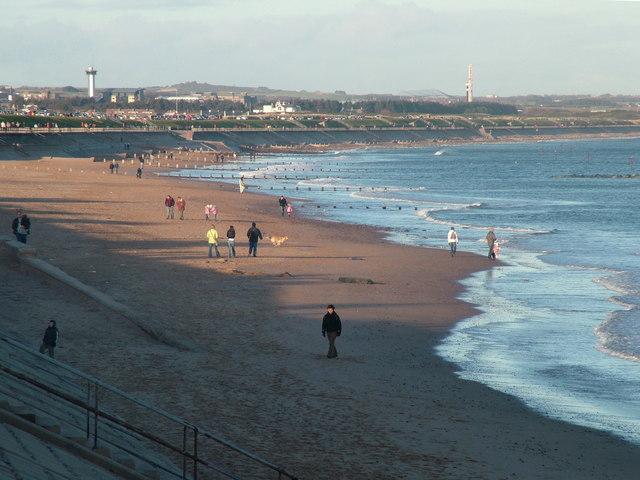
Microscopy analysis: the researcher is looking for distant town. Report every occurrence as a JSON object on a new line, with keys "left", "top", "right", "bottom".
{"left": 2, "top": 66, "right": 640, "bottom": 129}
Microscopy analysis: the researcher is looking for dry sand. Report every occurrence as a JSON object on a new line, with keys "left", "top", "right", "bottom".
{"left": 2, "top": 157, "right": 640, "bottom": 479}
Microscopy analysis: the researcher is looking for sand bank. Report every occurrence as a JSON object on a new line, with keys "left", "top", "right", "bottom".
{"left": 2, "top": 157, "right": 640, "bottom": 479}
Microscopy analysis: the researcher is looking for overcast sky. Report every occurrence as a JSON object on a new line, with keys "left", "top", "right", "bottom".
{"left": 3, "top": 0, "right": 640, "bottom": 97}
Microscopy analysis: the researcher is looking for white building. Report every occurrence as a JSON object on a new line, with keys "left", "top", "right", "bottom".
{"left": 260, "top": 101, "right": 300, "bottom": 113}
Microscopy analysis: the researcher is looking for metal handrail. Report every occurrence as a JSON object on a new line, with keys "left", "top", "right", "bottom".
{"left": 1, "top": 337, "right": 298, "bottom": 480}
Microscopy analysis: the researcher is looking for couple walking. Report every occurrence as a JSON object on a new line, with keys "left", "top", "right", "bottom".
{"left": 206, "top": 225, "right": 237, "bottom": 258}
{"left": 446, "top": 227, "right": 500, "bottom": 259}
{"left": 165, "top": 195, "right": 186, "bottom": 219}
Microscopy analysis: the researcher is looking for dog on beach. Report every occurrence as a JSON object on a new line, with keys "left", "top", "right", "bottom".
{"left": 269, "top": 235, "right": 289, "bottom": 247}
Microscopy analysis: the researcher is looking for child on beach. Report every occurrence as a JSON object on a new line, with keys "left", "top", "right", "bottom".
{"left": 286, "top": 203, "right": 293, "bottom": 217}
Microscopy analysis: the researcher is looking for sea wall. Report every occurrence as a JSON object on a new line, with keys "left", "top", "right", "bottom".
{"left": 2, "top": 125, "right": 640, "bottom": 160}
{"left": 0, "top": 131, "right": 187, "bottom": 160}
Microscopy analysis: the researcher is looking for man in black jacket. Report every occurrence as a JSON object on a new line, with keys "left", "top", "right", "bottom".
{"left": 11, "top": 210, "right": 31, "bottom": 243}
{"left": 39, "top": 320, "right": 59, "bottom": 358}
{"left": 247, "top": 222, "right": 263, "bottom": 257}
{"left": 322, "top": 305, "right": 342, "bottom": 359}
{"left": 278, "top": 196, "right": 287, "bottom": 216}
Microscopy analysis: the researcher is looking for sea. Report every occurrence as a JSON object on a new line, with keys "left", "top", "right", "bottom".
{"left": 167, "top": 136, "right": 640, "bottom": 446}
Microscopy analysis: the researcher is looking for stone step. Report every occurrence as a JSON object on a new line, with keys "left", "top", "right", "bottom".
{"left": 35, "top": 415, "right": 62, "bottom": 434}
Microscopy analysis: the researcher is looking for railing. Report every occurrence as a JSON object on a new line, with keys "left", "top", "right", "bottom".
{"left": 1, "top": 337, "right": 298, "bottom": 480}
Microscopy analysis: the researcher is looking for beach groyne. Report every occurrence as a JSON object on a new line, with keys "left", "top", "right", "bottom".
{"left": 3, "top": 125, "right": 640, "bottom": 159}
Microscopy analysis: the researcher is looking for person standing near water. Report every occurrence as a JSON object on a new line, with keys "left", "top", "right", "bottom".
{"left": 239, "top": 176, "right": 246, "bottom": 193}
{"left": 447, "top": 227, "right": 458, "bottom": 256}
{"left": 279, "top": 196, "right": 287, "bottom": 216}
{"left": 486, "top": 228, "right": 497, "bottom": 259}
{"left": 322, "top": 305, "right": 342, "bottom": 359}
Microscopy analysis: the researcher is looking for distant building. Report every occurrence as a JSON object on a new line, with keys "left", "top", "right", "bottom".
{"left": 154, "top": 95, "right": 201, "bottom": 103}
{"left": 102, "top": 88, "right": 145, "bottom": 104}
{"left": 216, "top": 91, "right": 247, "bottom": 103}
{"left": 216, "top": 92, "right": 257, "bottom": 107}
{"left": 16, "top": 89, "right": 58, "bottom": 101}
{"left": 105, "top": 108, "right": 155, "bottom": 118}
{"left": 260, "top": 101, "right": 300, "bottom": 113}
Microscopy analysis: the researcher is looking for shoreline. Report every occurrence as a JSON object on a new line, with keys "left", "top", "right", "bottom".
{"left": 2, "top": 156, "right": 640, "bottom": 479}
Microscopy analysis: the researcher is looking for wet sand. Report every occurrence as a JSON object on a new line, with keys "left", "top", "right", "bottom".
{"left": 2, "top": 157, "right": 640, "bottom": 479}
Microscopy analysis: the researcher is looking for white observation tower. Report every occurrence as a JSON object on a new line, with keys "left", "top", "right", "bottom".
{"left": 85, "top": 66, "right": 98, "bottom": 98}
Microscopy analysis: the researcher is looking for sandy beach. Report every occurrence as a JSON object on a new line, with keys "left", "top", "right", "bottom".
{"left": 2, "top": 156, "right": 640, "bottom": 480}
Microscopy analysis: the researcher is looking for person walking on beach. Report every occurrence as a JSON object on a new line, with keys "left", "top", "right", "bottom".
{"left": 286, "top": 203, "right": 293, "bottom": 217}
{"left": 204, "top": 204, "right": 213, "bottom": 221}
{"left": 177, "top": 196, "right": 186, "bottom": 220}
{"left": 165, "top": 195, "right": 175, "bottom": 219}
{"left": 39, "top": 320, "right": 59, "bottom": 358}
{"left": 239, "top": 176, "right": 247, "bottom": 193}
{"left": 136, "top": 167, "right": 143, "bottom": 179}
{"left": 226, "top": 225, "right": 236, "bottom": 257}
{"left": 447, "top": 227, "right": 458, "bottom": 257}
{"left": 279, "top": 196, "right": 287, "bottom": 216}
{"left": 486, "top": 228, "right": 497, "bottom": 260}
{"left": 247, "top": 222, "right": 263, "bottom": 257}
{"left": 109, "top": 161, "right": 115, "bottom": 174}
{"left": 211, "top": 205, "right": 218, "bottom": 222}
{"left": 206, "top": 224, "right": 221, "bottom": 258}
{"left": 322, "top": 305, "right": 342, "bottom": 359}
{"left": 12, "top": 210, "right": 31, "bottom": 243}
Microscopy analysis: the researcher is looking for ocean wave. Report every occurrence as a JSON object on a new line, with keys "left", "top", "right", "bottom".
{"left": 595, "top": 273, "right": 637, "bottom": 295}
{"left": 417, "top": 207, "right": 551, "bottom": 234}
{"left": 594, "top": 344, "right": 640, "bottom": 363}
{"left": 594, "top": 316, "right": 640, "bottom": 364}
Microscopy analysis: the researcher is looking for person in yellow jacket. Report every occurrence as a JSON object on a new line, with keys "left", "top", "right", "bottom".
{"left": 206, "top": 225, "right": 221, "bottom": 258}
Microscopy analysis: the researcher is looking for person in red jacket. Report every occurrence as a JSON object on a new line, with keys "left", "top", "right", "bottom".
{"left": 176, "top": 196, "right": 186, "bottom": 220}
{"left": 165, "top": 195, "right": 175, "bottom": 219}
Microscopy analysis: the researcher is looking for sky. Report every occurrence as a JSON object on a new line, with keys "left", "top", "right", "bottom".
{"left": 2, "top": 0, "right": 640, "bottom": 97}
